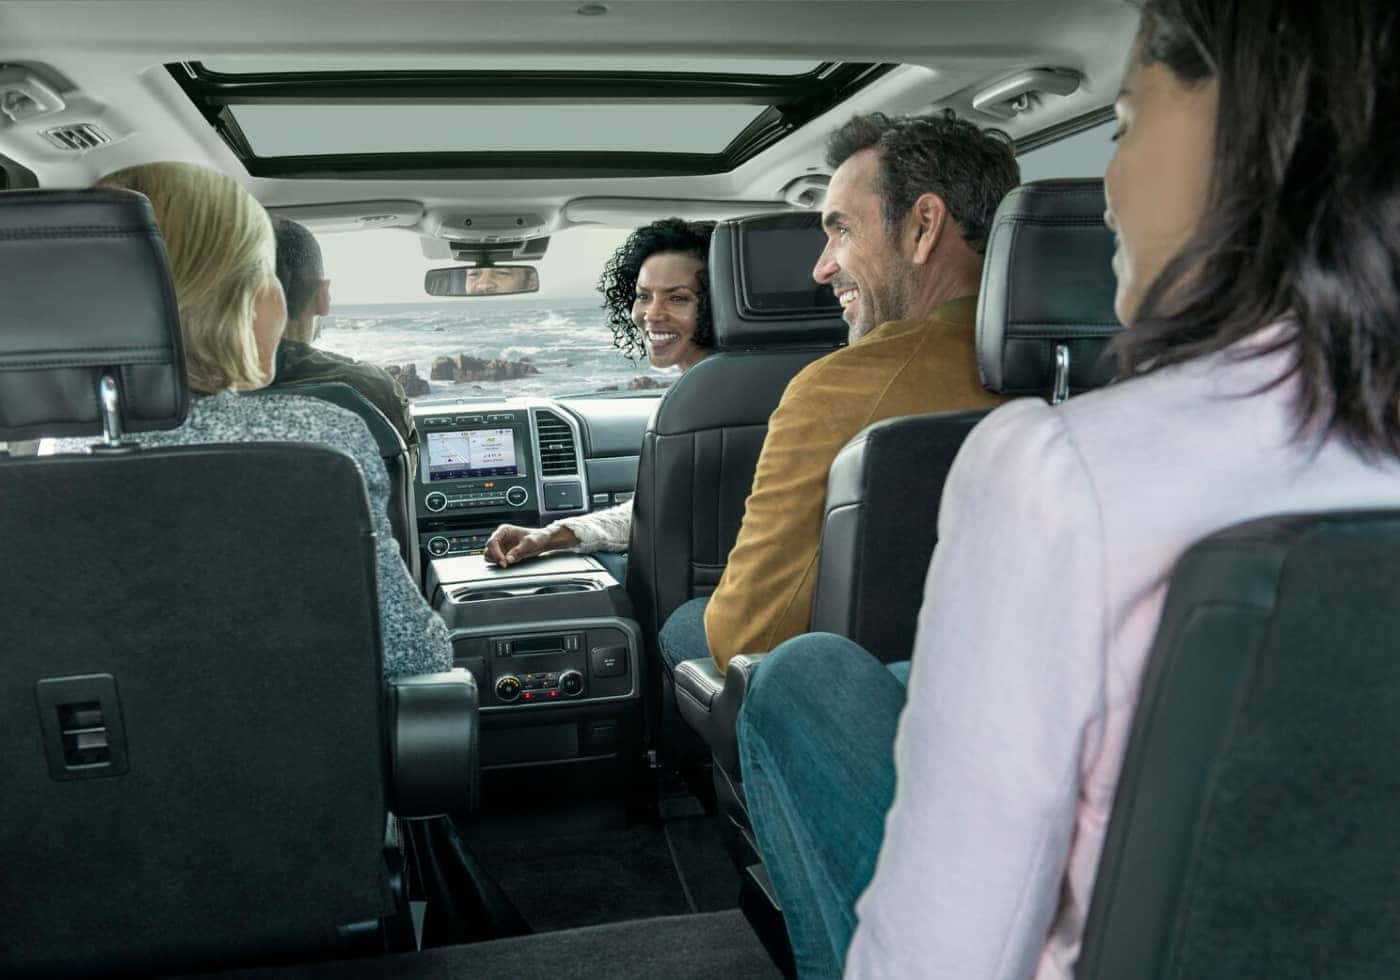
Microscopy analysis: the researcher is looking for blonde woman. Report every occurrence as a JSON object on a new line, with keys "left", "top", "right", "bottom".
{"left": 51, "top": 162, "right": 451, "bottom": 679}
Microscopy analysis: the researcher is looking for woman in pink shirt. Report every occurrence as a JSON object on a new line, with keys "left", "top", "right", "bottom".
{"left": 737, "top": 1, "right": 1400, "bottom": 977}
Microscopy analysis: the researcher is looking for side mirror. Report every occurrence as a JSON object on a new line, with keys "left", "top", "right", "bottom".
{"left": 425, "top": 265, "right": 541, "bottom": 297}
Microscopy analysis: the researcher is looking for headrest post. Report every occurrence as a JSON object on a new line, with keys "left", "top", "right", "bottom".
{"left": 99, "top": 373, "right": 126, "bottom": 447}
{"left": 974, "top": 179, "right": 1121, "bottom": 398}
{"left": 1051, "top": 344, "right": 1070, "bottom": 405}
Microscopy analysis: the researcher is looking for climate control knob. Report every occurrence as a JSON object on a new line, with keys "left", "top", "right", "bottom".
{"left": 559, "top": 669, "right": 584, "bottom": 698}
{"left": 424, "top": 491, "right": 448, "bottom": 512}
{"left": 495, "top": 675, "right": 522, "bottom": 703}
{"left": 506, "top": 486, "right": 528, "bottom": 507}
{"left": 426, "top": 536, "right": 450, "bottom": 558}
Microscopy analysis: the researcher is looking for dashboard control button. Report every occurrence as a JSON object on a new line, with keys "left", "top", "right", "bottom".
{"left": 426, "top": 536, "right": 450, "bottom": 558}
{"left": 495, "top": 675, "right": 522, "bottom": 703}
{"left": 559, "top": 669, "right": 584, "bottom": 698}
{"left": 589, "top": 645, "right": 627, "bottom": 679}
{"left": 506, "top": 486, "right": 528, "bottom": 507}
{"left": 424, "top": 491, "right": 447, "bottom": 512}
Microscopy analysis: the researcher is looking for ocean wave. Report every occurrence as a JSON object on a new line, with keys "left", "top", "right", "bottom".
{"left": 318, "top": 302, "right": 672, "bottom": 398}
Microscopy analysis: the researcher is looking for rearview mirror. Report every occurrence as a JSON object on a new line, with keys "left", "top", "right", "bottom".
{"left": 425, "top": 265, "right": 540, "bottom": 297}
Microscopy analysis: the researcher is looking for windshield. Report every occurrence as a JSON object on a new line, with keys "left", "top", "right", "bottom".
{"left": 313, "top": 226, "right": 682, "bottom": 402}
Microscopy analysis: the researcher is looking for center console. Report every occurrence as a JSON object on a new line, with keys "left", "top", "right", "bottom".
{"left": 412, "top": 401, "right": 591, "bottom": 563}
{"left": 429, "top": 553, "right": 643, "bottom": 771}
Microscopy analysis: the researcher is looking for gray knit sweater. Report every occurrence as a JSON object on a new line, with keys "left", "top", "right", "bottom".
{"left": 53, "top": 390, "right": 453, "bottom": 679}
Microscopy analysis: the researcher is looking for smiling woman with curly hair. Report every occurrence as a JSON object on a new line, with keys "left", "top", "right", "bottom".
{"left": 483, "top": 217, "right": 715, "bottom": 574}
{"left": 598, "top": 217, "right": 715, "bottom": 367}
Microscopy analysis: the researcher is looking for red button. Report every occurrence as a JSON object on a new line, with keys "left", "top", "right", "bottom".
{"left": 523, "top": 692, "right": 533, "bottom": 701}
{"left": 549, "top": 689, "right": 559, "bottom": 698}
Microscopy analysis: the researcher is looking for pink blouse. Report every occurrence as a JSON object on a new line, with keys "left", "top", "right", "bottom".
{"left": 845, "top": 329, "right": 1400, "bottom": 978}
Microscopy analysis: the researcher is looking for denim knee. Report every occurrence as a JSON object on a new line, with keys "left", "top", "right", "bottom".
{"left": 741, "top": 632, "right": 894, "bottom": 736}
{"left": 657, "top": 596, "right": 712, "bottom": 673}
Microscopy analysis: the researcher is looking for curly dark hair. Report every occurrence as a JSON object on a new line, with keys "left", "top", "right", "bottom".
{"left": 598, "top": 218, "right": 715, "bottom": 362}
{"left": 825, "top": 110, "right": 1019, "bottom": 255}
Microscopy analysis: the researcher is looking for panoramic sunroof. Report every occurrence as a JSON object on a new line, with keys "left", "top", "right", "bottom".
{"left": 166, "top": 60, "right": 896, "bottom": 180}
{"left": 235, "top": 104, "right": 769, "bottom": 156}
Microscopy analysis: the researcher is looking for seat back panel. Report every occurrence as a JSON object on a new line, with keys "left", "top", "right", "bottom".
{"left": 1079, "top": 513, "right": 1400, "bottom": 979}
{"left": 811, "top": 410, "right": 989, "bottom": 662}
{"left": 0, "top": 444, "right": 392, "bottom": 975}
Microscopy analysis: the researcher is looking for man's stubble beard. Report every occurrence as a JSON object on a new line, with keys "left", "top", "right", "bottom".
{"left": 849, "top": 257, "right": 914, "bottom": 344}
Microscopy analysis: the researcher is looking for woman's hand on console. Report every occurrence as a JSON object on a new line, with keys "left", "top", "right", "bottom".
{"left": 484, "top": 523, "right": 580, "bottom": 567}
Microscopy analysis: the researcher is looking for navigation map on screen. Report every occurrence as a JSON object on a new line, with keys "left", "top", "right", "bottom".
{"left": 426, "top": 428, "right": 519, "bottom": 481}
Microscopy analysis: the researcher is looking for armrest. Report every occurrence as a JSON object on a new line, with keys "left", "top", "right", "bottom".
{"left": 674, "top": 653, "right": 768, "bottom": 776}
{"left": 386, "top": 669, "right": 479, "bottom": 819}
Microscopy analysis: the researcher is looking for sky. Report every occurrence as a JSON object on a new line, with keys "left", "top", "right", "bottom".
{"left": 320, "top": 224, "right": 630, "bottom": 307}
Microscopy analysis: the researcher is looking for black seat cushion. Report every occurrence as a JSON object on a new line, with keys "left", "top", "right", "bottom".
{"left": 1079, "top": 512, "right": 1400, "bottom": 980}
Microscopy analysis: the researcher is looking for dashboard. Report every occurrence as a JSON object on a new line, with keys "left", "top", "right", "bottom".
{"left": 412, "top": 396, "right": 654, "bottom": 563}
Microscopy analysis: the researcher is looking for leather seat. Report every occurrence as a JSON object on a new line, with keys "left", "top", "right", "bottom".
{"left": 253, "top": 379, "right": 420, "bottom": 583}
{"left": 1078, "top": 512, "right": 1400, "bottom": 979}
{"left": 811, "top": 177, "right": 1121, "bottom": 661}
{"left": 626, "top": 211, "right": 846, "bottom": 733}
{"left": 0, "top": 189, "right": 477, "bottom": 976}
{"left": 673, "top": 178, "right": 1121, "bottom": 843}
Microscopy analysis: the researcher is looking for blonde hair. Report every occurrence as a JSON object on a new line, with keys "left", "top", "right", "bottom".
{"left": 96, "top": 162, "right": 276, "bottom": 394}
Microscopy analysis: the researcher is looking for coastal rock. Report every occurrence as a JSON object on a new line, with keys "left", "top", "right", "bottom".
{"left": 430, "top": 355, "right": 457, "bottom": 381}
{"left": 429, "top": 353, "right": 542, "bottom": 383}
{"left": 594, "top": 376, "right": 672, "bottom": 394}
{"left": 385, "top": 363, "right": 430, "bottom": 397}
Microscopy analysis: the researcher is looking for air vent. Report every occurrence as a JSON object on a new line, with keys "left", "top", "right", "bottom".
{"left": 41, "top": 123, "right": 111, "bottom": 152}
{"left": 535, "top": 410, "right": 579, "bottom": 476}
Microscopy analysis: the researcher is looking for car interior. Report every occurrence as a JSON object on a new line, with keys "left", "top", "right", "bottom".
{"left": 8, "top": 1, "right": 1384, "bottom": 977}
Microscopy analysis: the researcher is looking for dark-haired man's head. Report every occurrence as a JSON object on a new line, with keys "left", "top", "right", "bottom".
{"left": 814, "top": 111, "right": 1019, "bottom": 341}
{"left": 271, "top": 215, "right": 330, "bottom": 344}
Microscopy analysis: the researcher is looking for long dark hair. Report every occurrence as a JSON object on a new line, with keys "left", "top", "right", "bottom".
{"left": 1114, "top": 0, "right": 1400, "bottom": 456}
{"left": 597, "top": 218, "right": 714, "bottom": 362}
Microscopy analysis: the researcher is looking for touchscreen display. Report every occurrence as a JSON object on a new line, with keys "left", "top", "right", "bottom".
{"left": 426, "top": 428, "right": 519, "bottom": 481}
{"left": 741, "top": 224, "right": 842, "bottom": 313}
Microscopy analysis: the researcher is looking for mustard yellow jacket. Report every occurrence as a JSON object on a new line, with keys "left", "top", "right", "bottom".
{"left": 703, "top": 296, "right": 1006, "bottom": 671}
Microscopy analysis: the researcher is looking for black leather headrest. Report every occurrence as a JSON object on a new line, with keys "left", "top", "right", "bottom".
{"left": 976, "top": 178, "right": 1121, "bottom": 398}
{"left": 0, "top": 188, "right": 187, "bottom": 441}
{"left": 709, "top": 211, "right": 848, "bottom": 351}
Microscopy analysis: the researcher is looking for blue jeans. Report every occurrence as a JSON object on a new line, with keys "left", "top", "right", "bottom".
{"left": 738, "top": 633, "right": 908, "bottom": 979}
{"left": 658, "top": 595, "right": 712, "bottom": 673}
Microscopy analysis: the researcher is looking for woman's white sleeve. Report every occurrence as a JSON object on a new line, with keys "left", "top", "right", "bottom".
{"left": 555, "top": 497, "right": 633, "bottom": 553}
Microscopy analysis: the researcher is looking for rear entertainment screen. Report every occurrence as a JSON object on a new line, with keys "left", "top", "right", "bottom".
{"left": 426, "top": 428, "right": 519, "bottom": 481}
{"left": 740, "top": 225, "right": 842, "bottom": 313}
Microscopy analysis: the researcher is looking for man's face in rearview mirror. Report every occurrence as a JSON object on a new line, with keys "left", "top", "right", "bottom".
{"left": 464, "top": 267, "right": 536, "bottom": 295}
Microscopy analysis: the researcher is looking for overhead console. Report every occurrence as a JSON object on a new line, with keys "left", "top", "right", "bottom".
{"left": 412, "top": 400, "right": 589, "bottom": 562}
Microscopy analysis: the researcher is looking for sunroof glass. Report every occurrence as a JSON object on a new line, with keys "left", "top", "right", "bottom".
{"left": 231, "top": 103, "right": 769, "bottom": 156}
{"left": 199, "top": 56, "right": 823, "bottom": 75}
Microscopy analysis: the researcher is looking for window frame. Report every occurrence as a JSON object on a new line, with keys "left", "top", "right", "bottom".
{"left": 166, "top": 61, "right": 897, "bottom": 180}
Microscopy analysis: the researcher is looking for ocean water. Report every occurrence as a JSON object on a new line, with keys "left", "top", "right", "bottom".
{"left": 317, "top": 300, "right": 676, "bottom": 402}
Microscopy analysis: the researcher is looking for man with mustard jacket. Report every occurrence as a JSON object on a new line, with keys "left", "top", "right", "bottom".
{"left": 659, "top": 111, "right": 1019, "bottom": 674}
